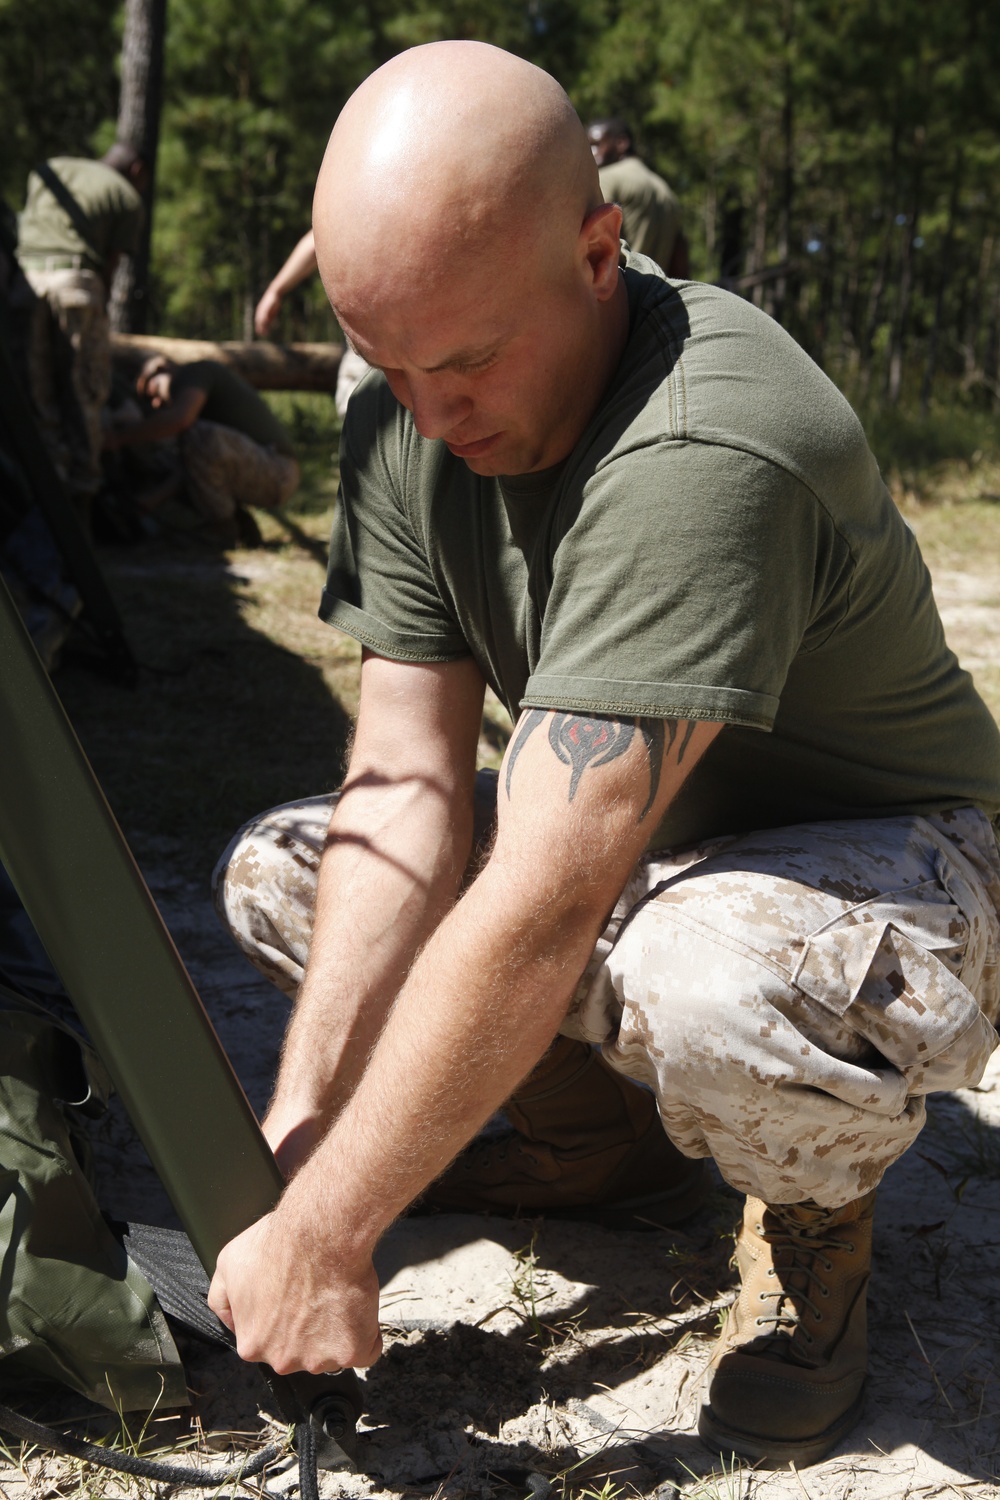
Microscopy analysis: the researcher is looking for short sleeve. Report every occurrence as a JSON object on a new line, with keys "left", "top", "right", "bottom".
{"left": 522, "top": 441, "right": 848, "bottom": 729}
{"left": 319, "top": 382, "right": 470, "bottom": 662}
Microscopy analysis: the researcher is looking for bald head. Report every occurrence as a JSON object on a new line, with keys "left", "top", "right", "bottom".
{"left": 313, "top": 42, "right": 628, "bottom": 475}
{"left": 314, "top": 42, "right": 601, "bottom": 316}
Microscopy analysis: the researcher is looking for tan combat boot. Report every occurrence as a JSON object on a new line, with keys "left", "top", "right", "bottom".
{"left": 698, "top": 1190, "right": 875, "bottom": 1467}
{"left": 421, "top": 1037, "right": 706, "bottom": 1229}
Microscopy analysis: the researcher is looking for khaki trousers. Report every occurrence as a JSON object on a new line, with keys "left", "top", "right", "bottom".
{"left": 23, "top": 267, "right": 109, "bottom": 499}
{"left": 179, "top": 420, "right": 300, "bottom": 521}
{"left": 213, "top": 784, "right": 1000, "bottom": 1209}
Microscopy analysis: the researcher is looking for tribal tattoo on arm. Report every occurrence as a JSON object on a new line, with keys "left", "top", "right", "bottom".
{"left": 504, "top": 710, "right": 697, "bottom": 823}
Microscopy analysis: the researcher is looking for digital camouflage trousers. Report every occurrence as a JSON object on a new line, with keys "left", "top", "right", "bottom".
{"left": 213, "top": 781, "right": 1000, "bottom": 1208}
{"left": 179, "top": 420, "right": 300, "bottom": 521}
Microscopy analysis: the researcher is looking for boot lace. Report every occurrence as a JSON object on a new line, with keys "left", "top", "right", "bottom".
{"left": 750, "top": 1206, "right": 855, "bottom": 1358}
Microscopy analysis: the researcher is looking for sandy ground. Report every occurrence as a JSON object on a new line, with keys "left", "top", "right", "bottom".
{"left": 2, "top": 522, "right": 999, "bottom": 1500}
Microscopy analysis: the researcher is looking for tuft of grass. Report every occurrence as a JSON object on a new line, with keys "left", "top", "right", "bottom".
{"left": 677, "top": 1450, "right": 751, "bottom": 1499}
{"left": 574, "top": 1480, "right": 626, "bottom": 1500}
{"left": 548, "top": 1435, "right": 634, "bottom": 1500}
{"left": 510, "top": 1231, "right": 556, "bottom": 1342}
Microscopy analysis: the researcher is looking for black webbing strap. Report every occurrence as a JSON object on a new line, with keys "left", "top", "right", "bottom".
{"left": 33, "top": 165, "right": 96, "bottom": 253}
{"left": 120, "top": 1221, "right": 237, "bottom": 1348}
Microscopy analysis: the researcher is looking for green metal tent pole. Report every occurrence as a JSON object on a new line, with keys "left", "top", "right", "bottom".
{"left": 0, "top": 571, "right": 359, "bottom": 1456}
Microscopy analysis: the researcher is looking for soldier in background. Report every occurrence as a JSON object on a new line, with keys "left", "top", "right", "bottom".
{"left": 0, "top": 197, "right": 83, "bottom": 668}
{"left": 16, "top": 145, "right": 147, "bottom": 508}
{"left": 104, "top": 355, "right": 300, "bottom": 542}
{"left": 587, "top": 118, "right": 689, "bottom": 278}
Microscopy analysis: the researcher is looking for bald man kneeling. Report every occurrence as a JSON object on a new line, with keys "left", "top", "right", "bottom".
{"left": 208, "top": 42, "right": 1000, "bottom": 1471}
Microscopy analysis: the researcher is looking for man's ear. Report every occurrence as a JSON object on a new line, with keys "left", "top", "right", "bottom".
{"left": 580, "top": 202, "right": 623, "bottom": 301}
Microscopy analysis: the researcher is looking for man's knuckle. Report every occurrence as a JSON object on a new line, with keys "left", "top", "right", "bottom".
{"left": 235, "top": 1335, "right": 260, "bottom": 1363}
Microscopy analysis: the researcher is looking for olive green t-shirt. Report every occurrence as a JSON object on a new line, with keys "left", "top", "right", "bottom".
{"left": 598, "top": 156, "right": 681, "bottom": 272}
{"left": 17, "top": 158, "right": 142, "bottom": 275}
{"left": 320, "top": 252, "right": 1000, "bottom": 850}
{"left": 171, "top": 361, "right": 295, "bottom": 456}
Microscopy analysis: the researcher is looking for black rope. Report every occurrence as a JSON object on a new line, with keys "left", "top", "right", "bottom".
{"left": 296, "top": 1420, "right": 320, "bottom": 1500}
{"left": 0, "top": 1400, "right": 287, "bottom": 1487}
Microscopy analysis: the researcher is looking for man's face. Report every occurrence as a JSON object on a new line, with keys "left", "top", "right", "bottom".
{"left": 334, "top": 239, "right": 607, "bottom": 476}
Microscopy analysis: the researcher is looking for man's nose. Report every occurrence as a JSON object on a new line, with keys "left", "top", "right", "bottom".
{"left": 404, "top": 376, "right": 473, "bottom": 441}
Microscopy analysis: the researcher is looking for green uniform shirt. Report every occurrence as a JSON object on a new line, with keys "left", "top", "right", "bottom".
{"left": 320, "top": 251, "right": 1000, "bottom": 850}
{"left": 17, "top": 158, "right": 142, "bottom": 275}
{"left": 598, "top": 156, "right": 681, "bottom": 272}
{"left": 172, "top": 361, "right": 295, "bottom": 456}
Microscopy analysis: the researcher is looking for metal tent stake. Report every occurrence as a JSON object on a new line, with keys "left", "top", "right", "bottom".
{"left": 0, "top": 571, "right": 360, "bottom": 1466}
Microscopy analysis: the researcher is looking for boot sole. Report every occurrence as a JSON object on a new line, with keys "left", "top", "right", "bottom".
{"left": 696, "top": 1384, "right": 866, "bottom": 1469}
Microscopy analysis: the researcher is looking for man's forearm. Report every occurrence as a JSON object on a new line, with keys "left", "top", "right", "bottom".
{"left": 268, "top": 233, "right": 318, "bottom": 300}
{"left": 264, "top": 768, "right": 474, "bottom": 1166}
{"left": 275, "top": 847, "right": 607, "bottom": 1250}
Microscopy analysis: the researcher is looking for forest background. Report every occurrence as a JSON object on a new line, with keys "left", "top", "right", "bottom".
{"left": 3, "top": 0, "right": 1000, "bottom": 460}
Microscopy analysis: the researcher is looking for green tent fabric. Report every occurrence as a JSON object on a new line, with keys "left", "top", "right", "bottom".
{"left": 0, "top": 1001, "right": 188, "bottom": 1411}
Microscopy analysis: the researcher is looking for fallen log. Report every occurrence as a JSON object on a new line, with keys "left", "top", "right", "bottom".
{"left": 111, "top": 333, "right": 345, "bottom": 392}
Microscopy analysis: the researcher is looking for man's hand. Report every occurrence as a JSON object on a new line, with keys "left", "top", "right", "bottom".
{"left": 255, "top": 231, "right": 319, "bottom": 338}
{"left": 254, "top": 285, "right": 283, "bottom": 337}
{"left": 207, "top": 1207, "right": 382, "bottom": 1374}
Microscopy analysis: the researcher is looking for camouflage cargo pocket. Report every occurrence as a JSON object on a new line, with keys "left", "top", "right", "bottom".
{"left": 793, "top": 876, "right": 997, "bottom": 1098}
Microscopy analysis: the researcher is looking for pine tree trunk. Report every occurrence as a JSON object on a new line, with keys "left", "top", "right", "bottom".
{"left": 859, "top": 126, "right": 901, "bottom": 396}
{"left": 718, "top": 191, "right": 745, "bottom": 289}
{"left": 749, "top": 145, "right": 771, "bottom": 310}
{"left": 920, "top": 150, "right": 963, "bottom": 413}
{"left": 772, "top": 0, "right": 795, "bottom": 327}
{"left": 969, "top": 234, "right": 996, "bottom": 383}
{"left": 887, "top": 127, "right": 925, "bottom": 406}
{"left": 109, "top": 0, "right": 166, "bottom": 334}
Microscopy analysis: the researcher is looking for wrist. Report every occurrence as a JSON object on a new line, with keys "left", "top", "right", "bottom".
{"left": 262, "top": 1103, "right": 325, "bottom": 1177}
{"left": 277, "top": 1150, "right": 385, "bottom": 1268}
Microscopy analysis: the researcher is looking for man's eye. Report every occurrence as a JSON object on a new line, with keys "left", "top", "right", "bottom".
{"left": 456, "top": 355, "right": 496, "bottom": 374}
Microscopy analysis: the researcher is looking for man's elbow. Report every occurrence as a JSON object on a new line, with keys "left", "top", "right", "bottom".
{"left": 478, "top": 833, "right": 624, "bottom": 940}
